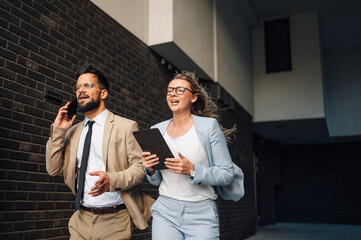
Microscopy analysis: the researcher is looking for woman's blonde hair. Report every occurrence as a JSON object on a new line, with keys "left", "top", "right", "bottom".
{"left": 170, "top": 71, "right": 236, "bottom": 141}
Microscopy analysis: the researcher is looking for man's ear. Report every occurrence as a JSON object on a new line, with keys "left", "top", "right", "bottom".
{"left": 101, "top": 89, "right": 108, "bottom": 100}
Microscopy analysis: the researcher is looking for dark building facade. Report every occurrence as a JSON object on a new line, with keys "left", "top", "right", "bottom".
{"left": 276, "top": 142, "right": 361, "bottom": 225}
{"left": 0, "top": 0, "right": 256, "bottom": 239}
{"left": 254, "top": 136, "right": 361, "bottom": 226}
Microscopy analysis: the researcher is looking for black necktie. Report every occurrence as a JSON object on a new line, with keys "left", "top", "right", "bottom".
{"left": 75, "top": 120, "right": 94, "bottom": 211}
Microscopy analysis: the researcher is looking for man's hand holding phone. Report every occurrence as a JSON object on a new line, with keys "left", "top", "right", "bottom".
{"left": 54, "top": 101, "right": 77, "bottom": 130}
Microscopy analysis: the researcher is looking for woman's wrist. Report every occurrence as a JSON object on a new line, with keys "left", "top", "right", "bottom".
{"left": 189, "top": 164, "right": 195, "bottom": 178}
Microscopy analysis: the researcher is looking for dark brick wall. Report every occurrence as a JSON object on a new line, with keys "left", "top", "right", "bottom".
{"left": 276, "top": 142, "right": 361, "bottom": 225}
{"left": 0, "top": 0, "right": 256, "bottom": 239}
{"left": 201, "top": 82, "right": 256, "bottom": 239}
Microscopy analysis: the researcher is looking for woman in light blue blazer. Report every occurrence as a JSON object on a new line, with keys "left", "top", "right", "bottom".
{"left": 142, "top": 71, "right": 236, "bottom": 240}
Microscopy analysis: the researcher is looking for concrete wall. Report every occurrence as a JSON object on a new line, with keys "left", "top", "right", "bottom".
{"left": 173, "top": 0, "right": 215, "bottom": 79}
{"left": 323, "top": 46, "right": 361, "bottom": 137}
{"left": 253, "top": 12, "right": 325, "bottom": 122}
{"left": 148, "top": 0, "right": 173, "bottom": 45}
{"left": 90, "top": 0, "right": 255, "bottom": 116}
{"left": 216, "top": 0, "right": 254, "bottom": 116}
{"left": 91, "top": 0, "right": 149, "bottom": 44}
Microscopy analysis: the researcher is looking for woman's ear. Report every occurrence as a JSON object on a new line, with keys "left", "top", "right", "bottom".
{"left": 191, "top": 94, "right": 198, "bottom": 103}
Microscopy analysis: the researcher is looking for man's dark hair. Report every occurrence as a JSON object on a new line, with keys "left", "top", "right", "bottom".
{"left": 76, "top": 64, "right": 110, "bottom": 93}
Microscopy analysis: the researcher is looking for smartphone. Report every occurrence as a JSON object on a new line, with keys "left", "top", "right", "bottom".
{"left": 67, "top": 99, "right": 78, "bottom": 120}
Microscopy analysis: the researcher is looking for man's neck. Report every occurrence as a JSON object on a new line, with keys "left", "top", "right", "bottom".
{"left": 85, "top": 105, "right": 106, "bottom": 120}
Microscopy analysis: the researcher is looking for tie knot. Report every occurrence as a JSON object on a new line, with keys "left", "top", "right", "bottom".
{"left": 87, "top": 120, "right": 95, "bottom": 128}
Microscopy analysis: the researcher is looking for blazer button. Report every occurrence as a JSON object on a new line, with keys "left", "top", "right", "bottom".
{"left": 198, "top": 182, "right": 201, "bottom": 185}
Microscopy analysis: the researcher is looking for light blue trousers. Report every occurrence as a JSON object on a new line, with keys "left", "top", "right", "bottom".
{"left": 151, "top": 195, "right": 220, "bottom": 240}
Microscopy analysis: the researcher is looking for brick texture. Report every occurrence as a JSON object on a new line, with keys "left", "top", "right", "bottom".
{"left": 203, "top": 82, "right": 256, "bottom": 239}
{"left": 0, "top": 0, "right": 256, "bottom": 239}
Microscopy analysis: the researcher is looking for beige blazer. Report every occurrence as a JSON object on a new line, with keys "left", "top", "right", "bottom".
{"left": 46, "top": 111, "right": 154, "bottom": 230}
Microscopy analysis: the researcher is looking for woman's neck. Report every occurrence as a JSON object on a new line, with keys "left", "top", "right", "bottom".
{"left": 167, "top": 111, "right": 194, "bottom": 137}
{"left": 172, "top": 111, "right": 192, "bottom": 127}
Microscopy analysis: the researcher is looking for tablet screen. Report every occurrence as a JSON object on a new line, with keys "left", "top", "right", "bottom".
{"left": 133, "top": 128, "right": 173, "bottom": 170}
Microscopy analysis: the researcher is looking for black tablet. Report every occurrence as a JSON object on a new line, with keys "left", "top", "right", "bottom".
{"left": 133, "top": 128, "right": 173, "bottom": 170}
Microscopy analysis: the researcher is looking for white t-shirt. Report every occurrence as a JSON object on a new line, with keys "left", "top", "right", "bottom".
{"left": 159, "top": 125, "right": 217, "bottom": 201}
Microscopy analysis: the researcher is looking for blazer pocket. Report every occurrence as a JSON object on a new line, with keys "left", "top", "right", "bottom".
{"left": 107, "top": 139, "right": 123, "bottom": 160}
{"left": 108, "top": 138, "right": 123, "bottom": 145}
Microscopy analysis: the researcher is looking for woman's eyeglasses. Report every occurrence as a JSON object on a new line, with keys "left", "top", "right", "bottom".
{"left": 166, "top": 87, "right": 194, "bottom": 95}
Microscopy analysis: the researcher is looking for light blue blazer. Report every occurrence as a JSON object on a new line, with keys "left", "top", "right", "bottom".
{"left": 146, "top": 114, "right": 234, "bottom": 194}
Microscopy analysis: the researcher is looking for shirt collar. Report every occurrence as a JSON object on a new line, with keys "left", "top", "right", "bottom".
{"left": 83, "top": 109, "right": 108, "bottom": 128}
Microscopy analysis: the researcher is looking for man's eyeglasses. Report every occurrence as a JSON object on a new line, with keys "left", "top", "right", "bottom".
{"left": 166, "top": 87, "right": 194, "bottom": 95}
{"left": 73, "top": 83, "right": 103, "bottom": 93}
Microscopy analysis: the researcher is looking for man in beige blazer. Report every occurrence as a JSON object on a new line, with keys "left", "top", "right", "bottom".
{"left": 46, "top": 64, "right": 153, "bottom": 239}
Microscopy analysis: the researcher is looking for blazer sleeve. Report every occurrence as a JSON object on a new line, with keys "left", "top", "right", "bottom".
{"left": 108, "top": 121, "right": 146, "bottom": 191}
{"left": 45, "top": 124, "right": 67, "bottom": 176}
{"left": 190, "top": 119, "right": 234, "bottom": 186}
{"left": 145, "top": 169, "right": 162, "bottom": 186}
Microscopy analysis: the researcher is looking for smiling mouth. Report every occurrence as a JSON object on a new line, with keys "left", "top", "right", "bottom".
{"left": 170, "top": 100, "right": 179, "bottom": 104}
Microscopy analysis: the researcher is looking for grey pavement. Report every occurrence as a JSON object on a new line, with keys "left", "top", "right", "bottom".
{"left": 244, "top": 222, "right": 361, "bottom": 240}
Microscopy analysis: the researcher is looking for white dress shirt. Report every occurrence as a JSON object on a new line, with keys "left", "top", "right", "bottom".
{"left": 76, "top": 109, "right": 123, "bottom": 207}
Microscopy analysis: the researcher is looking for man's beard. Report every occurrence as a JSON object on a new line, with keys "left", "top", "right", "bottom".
{"left": 78, "top": 96, "right": 100, "bottom": 113}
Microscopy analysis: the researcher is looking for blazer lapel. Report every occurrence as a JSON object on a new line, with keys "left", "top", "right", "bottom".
{"left": 68, "top": 122, "right": 83, "bottom": 192}
{"left": 192, "top": 115, "right": 213, "bottom": 166}
{"left": 152, "top": 119, "right": 172, "bottom": 135}
{"left": 103, "top": 111, "right": 114, "bottom": 168}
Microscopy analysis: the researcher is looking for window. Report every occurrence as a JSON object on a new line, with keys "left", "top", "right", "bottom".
{"left": 264, "top": 18, "right": 292, "bottom": 73}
